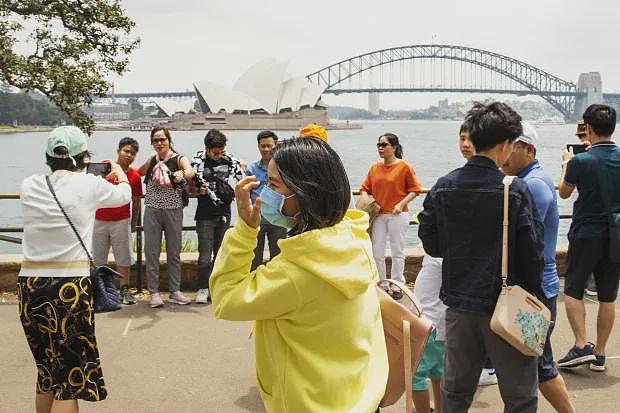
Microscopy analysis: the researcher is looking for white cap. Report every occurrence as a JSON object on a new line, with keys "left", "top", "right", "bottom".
{"left": 516, "top": 121, "right": 539, "bottom": 148}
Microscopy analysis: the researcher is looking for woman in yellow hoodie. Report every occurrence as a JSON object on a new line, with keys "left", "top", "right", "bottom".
{"left": 210, "top": 138, "right": 388, "bottom": 413}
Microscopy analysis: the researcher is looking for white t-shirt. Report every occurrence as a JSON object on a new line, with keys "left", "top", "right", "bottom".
{"left": 414, "top": 254, "right": 447, "bottom": 340}
{"left": 19, "top": 170, "right": 132, "bottom": 278}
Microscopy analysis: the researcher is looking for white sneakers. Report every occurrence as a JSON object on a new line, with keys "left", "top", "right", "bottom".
{"left": 168, "top": 291, "right": 191, "bottom": 305}
{"left": 195, "top": 289, "right": 210, "bottom": 304}
{"left": 150, "top": 293, "right": 164, "bottom": 308}
{"left": 150, "top": 291, "right": 191, "bottom": 307}
{"left": 478, "top": 368, "right": 498, "bottom": 386}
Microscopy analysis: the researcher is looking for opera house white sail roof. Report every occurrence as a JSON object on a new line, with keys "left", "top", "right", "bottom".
{"left": 194, "top": 58, "right": 326, "bottom": 114}
{"left": 152, "top": 98, "right": 196, "bottom": 117}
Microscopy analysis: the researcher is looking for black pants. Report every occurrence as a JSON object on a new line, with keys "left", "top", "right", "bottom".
{"left": 442, "top": 308, "right": 538, "bottom": 413}
{"left": 251, "top": 223, "right": 287, "bottom": 271}
{"left": 196, "top": 216, "right": 229, "bottom": 289}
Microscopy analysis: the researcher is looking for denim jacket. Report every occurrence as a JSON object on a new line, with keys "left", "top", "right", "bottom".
{"left": 418, "top": 156, "right": 544, "bottom": 314}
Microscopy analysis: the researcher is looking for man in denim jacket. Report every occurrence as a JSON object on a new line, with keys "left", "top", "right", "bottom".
{"left": 418, "top": 102, "right": 544, "bottom": 413}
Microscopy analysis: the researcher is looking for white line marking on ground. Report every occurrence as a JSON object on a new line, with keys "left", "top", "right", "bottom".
{"left": 583, "top": 296, "right": 620, "bottom": 313}
{"left": 122, "top": 318, "right": 133, "bottom": 336}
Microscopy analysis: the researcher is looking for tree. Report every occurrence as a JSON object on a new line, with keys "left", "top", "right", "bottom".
{"left": 0, "top": 0, "right": 139, "bottom": 134}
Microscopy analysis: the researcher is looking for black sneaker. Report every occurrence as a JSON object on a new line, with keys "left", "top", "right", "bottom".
{"left": 590, "top": 355, "right": 606, "bottom": 372}
{"left": 557, "top": 343, "right": 596, "bottom": 368}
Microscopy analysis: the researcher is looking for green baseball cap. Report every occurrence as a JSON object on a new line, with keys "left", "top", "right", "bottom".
{"left": 46, "top": 126, "right": 88, "bottom": 158}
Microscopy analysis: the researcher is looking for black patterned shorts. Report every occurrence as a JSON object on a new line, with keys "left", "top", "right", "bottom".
{"left": 17, "top": 276, "right": 108, "bottom": 401}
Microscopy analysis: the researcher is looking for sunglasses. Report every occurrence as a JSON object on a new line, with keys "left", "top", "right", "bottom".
{"left": 376, "top": 142, "right": 391, "bottom": 148}
{"left": 152, "top": 138, "right": 167, "bottom": 144}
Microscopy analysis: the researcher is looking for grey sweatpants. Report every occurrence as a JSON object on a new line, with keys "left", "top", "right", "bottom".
{"left": 442, "top": 308, "right": 538, "bottom": 413}
{"left": 143, "top": 206, "right": 183, "bottom": 294}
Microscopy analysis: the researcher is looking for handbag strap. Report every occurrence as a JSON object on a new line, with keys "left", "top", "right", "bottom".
{"left": 45, "top": 175, "right": 95, "bottom": 267}
{"left": 501, "top": 176, "right": 516, "bottom": 287}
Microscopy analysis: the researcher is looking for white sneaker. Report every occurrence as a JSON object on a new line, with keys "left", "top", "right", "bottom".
{"left": 195, "top": 288, "right": 210, "bottom": 304}
{"left": 478, "top": 368, "right": 498, "bottom": 386}
{"left": 168, "top": 291, "right": 191, "bottom": 305}
{"left": 150, "top": 293, "right": 164, "bottom": 308}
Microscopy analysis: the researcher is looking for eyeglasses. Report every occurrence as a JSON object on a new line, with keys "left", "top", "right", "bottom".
{"left": 152, "top": 138, "right": 167, "bottom": 144}
{"left": 376, "top": 142, "right": 391, "bottom": 148}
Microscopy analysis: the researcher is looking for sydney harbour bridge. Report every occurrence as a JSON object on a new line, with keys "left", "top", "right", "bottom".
{"left": 108, "top": 44, "right": 620, "bottom": 121}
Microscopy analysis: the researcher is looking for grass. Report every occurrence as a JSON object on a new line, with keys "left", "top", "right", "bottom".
{"left": 132, "top": 235, "right": 198, "bottom": 253}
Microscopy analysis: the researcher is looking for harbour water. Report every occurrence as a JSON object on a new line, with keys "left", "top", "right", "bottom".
{"left": 0, "top": 120, "right": 578, "bottom": 253}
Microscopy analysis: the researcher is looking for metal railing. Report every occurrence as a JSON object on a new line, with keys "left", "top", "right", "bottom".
{"left": 0, "top": 190, "right": 573, "bottom": 293}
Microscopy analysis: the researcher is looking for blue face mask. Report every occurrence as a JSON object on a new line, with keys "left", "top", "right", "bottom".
{"left": 260, "top": 185, "right": 296, "bottom": 229}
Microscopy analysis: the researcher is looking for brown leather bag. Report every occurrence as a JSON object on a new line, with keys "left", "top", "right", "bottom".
{"left": 355, "top": 192, "right": 381, "bottom": 233}
{"left": 376, "top": 279, "right": 433, "bottom": 412}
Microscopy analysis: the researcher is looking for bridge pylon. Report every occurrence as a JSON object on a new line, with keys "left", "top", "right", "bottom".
{"left": 574, "top": 72, "right": 603, "bottom": 120}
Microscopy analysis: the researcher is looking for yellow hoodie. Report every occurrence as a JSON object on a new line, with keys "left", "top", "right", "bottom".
{"left": 210, "top": 210, "right": 388, "bottom": 413}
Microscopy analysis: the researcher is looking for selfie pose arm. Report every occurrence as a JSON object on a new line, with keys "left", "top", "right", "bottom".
{"left": 209, "top": 177, "right": 299, "bottom": 321}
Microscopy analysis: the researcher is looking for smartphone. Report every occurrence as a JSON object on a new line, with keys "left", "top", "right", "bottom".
{"left": 86, "top": 162, "right": 111, "bottom": 176}
{"left": 566, "top": 143, "right": 587, "bottom": 155}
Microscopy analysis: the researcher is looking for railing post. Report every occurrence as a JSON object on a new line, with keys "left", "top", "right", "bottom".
{"left": 136, "top": 227, "right": 143, "bottom": 293}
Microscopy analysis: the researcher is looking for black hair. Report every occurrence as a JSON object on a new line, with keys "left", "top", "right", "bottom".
{"left": 459, "top": 120, "right": 470, "bottom": 134}
{"left": 271, "top": 138, "right": 351, "bottom": 236}
{"left": 45, "top": 147, "right": 91, "bottom": 172}
{"left": 204, "top": 129, "right": 227, "bottom": 148}
{"left": 118, "top": 136, "right": 139, "bottom": 152}
{"left": 379, "top": 133, "right": 403, "bottom": 159}
{"left": 150, "top": 126, "right": 176, "bottom": 151}
{"left": 257, "top": 130, "right": 278, "bottom": 144}
{"left": 582, "top": 104, "right": 616, "bottom": 137}
{"left": 465, "top": 102, "right": 522, "bottom": 152}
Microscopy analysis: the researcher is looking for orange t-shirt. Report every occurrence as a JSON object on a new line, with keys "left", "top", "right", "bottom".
{"left": 360, "top": 161, "right": 422, "bottom": 213}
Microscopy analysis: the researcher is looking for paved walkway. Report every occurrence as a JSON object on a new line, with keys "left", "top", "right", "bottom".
{"left": 1, "top": 291, "right": 617, "bottom": 413}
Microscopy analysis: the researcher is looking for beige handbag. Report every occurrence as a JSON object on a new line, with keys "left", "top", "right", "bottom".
{"left": 376, "top": 279, "right": 433, "bottom": 412}
{"left": 490, "top": 176, "right": 551, "bottom": 357}
{"left": 355, "top": 192, "right": 381, "bottom": 233}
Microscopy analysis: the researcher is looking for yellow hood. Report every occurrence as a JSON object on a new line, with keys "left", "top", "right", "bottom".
{"left": 278, "top": 209, "right": 377, "bottom": 299}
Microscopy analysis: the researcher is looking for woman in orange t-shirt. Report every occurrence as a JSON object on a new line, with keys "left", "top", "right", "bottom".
{"left": 360, "top": 133, "right": 422, "bottom": 293}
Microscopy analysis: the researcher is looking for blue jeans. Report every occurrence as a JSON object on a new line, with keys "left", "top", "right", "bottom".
{"left": 196, "top": 216, "right": 229, "bottom": 290}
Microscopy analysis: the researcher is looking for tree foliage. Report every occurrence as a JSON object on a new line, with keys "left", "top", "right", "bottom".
{"left": 0, "top": 91, "right": 71, "bottom": 125}
{"left": 0, "top": 0, "right": 139, "bottom": 134}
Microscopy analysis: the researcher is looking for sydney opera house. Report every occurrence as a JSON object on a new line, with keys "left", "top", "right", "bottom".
{"left": 163, "top": 58, "right": 332, "bottom": 130}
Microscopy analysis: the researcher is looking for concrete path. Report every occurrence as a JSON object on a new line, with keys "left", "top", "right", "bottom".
{"left": 1, "top": 292, "right": 617, "bottom": 413}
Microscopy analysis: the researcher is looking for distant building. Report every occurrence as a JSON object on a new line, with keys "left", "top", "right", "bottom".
{"left": 84, "top": 102, "right": 131, "bottom": 122}
{"left": 193, "top": 58, "right": 326, "bottom": 115}
{"left": 368, "top": 93, "right": 380, "bottom": 116}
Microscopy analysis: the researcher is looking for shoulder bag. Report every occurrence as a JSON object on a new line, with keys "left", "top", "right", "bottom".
{"left": 593, "top": 156, "right": 620, "bottom": 263}
{"left": 45, "top": 176, "right": 123, "bottom": 313}
{"left": 490, "top": 175, "right": 551, "bottom": 356}
{"left": 376, "top": 279, "right": 432, "bottom": 412}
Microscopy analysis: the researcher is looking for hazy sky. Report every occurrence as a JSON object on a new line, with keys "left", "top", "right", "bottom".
{"left": 110, "top": 0, "right": 620, "bottom": 109}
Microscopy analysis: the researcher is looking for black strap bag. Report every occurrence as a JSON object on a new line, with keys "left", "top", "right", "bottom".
{"left": 45, "top": 176, "right": 123, "bottom": 313}
{"left": 593, "top": 156, "right": 620, "bottom": 263}
{"left": 206, "top": 163, "right": 235, "bottom": 205}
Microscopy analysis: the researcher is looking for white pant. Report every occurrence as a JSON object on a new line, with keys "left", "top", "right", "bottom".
{"left": 371, "top": 213, "right": 409, "bottom": 283}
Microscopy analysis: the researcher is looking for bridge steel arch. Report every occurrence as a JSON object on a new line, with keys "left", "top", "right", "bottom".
{"left": 306, "top": 45, "right": 578, "bottom": 119}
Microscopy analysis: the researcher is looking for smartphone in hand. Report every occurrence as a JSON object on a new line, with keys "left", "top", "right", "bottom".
{"left": 86, "top": 162, "right": 112, "bottom": 176}
{"left": 566, "top": 143, "right": 587, "bottom": 155}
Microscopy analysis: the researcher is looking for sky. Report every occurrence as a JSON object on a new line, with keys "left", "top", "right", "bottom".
{"left": 107, "top": 0, "right": 620, "bottom": 110}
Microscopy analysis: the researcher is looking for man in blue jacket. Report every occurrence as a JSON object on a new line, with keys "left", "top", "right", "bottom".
{"left": 418, "top": 102, "right": 544, "bottom": 413}
{"left": 503, "top": 122, "right": 574, "bottom": 412}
